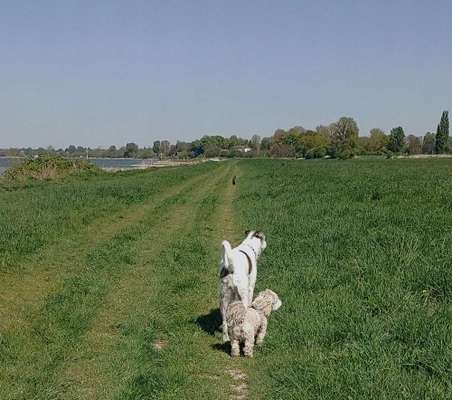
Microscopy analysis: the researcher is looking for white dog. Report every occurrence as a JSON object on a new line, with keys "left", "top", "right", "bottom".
{"left": 219, "top": 230, "right": 267, "bottom": 343}
{"left": 226, "top": 289, "right": 281, "bottom": 357}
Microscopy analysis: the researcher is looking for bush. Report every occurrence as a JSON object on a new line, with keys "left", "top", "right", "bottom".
{"left": 382, "top": 148, "right": 394, "bottom": 159}
{"left": 305, "top": 147, "right": 327, "bottom": 159}
{"left": 337, "top": 149, "right": 355, "bottom": 159}
{"left": 5, "top": 155, "right": 100, "bottom": 181}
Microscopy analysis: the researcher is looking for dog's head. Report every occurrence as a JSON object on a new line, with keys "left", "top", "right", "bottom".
{"left": 252, "top": 289, "right": 282, "bottom": 317}
{"left": 244, "top": 230, "right": 267, "bottom": 254}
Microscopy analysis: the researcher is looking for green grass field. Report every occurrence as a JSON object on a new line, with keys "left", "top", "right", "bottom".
{"left": 1, "top": 158, "right": 451, "bottom": 399}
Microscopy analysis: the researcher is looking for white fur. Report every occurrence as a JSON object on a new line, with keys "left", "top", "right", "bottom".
{"left": 219, "top": 230, "right": 267, "bottom": 343}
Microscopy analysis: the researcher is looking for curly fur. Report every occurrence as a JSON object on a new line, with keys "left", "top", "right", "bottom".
{"left": 226, "top": 289, "right": 281, "bottom": 357}
{"left": 252, "top": 289, "right": 282, "bottom": 317}
{"left": 226, "top": 301, "right": 247, "bottom": 326}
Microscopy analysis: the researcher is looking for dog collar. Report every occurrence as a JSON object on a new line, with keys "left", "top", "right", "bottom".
{"left": 238, "top": 249, "right": 253, "bottom": 275}
{"left": 243, "top": 244, "right": 257, "bottom": 258}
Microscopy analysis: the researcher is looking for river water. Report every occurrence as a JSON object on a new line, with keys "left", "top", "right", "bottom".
{"left": 0, "top": 157, "right": 156, "bottom": 175}
{"left": 0, "top": 158, "right": 13, "bottom": 175}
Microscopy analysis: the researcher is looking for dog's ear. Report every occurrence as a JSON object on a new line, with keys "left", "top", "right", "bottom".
{"left": 254, "top": 231, "right": 265, "bottom": 240}
{"left": 252, "top": 290, "right": 274, "bottom": 315}
{"left": 244, "top": 230, "right": 251, "bottom": 236}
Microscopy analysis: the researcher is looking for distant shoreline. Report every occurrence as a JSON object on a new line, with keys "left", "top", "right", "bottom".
{"left": 0, "top": 156, "right": 158, "bottom": 160}
{"left": 0, "top": 156, "right": 203, "bottom": 176}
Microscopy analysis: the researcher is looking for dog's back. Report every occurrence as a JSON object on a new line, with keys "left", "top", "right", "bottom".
{"left": 226, "top": 301, "right": 261, "bottom": 341}
{"left": 226, "top": 301, "right": 246, "bottom": 326}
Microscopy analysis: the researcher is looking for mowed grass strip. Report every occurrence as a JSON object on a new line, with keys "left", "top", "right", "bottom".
{"left": 233, "top": 158, "right": 452, "bottom": 400}
{"left": 0, "top": 164, "right": 216, "bottom": 334}
{"left": 0, "top": 163, "right": 224, "bottom": 400}
{"left": 0, "top": 162, "right": 214, "bottom": 271}
{"left": 53, "top": 162, "right": 235, "bottom": 400}
{"left": 112, "top": 171, "right": 238, "bottom": 400}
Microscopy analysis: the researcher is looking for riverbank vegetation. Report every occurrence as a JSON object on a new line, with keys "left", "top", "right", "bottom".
{"left": 2, "top": 112, "right": 450, "bottom": 161}
{"left": 4, "top": 155, "right": 100, "bottom": 181}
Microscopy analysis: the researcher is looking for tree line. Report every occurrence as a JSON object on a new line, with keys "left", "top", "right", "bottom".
{"left": 1, "top": 112, "right": 449, "bottom": 160}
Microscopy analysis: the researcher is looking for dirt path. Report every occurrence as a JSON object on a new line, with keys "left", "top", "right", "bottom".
{"left": 54, "top": 163, "right": 235, "bottom": 399}
{"left": 1, "top": 161, "right": 256, "bottom": 400}
{"left": 0, "top": 168, "right": 213, "bottom": 333}
{"left": 0, "top": 165, "right": 228, "bottom": 399}
{"left": 214, "top": 164, "right": 251, "bottom": 400}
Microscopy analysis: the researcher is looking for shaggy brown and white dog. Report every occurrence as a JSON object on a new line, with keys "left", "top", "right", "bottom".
{"left": 219, "top": 230, "right": 267, "bottom": 343}
{"left": 226, "top": 289, "right": 281, "bottom": 357}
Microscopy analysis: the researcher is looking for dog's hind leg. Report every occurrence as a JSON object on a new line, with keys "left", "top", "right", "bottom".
{"left": 230, "top": 339, "right": 240, "bottom": 357}
{"left": 221, "top": 320, "right": 229, "bottom": 343}
{"left": 248, "top": 283, "right": 255, "bottom": 308}
{"left": 243, "top": 336, "right": 254, "bottom": 357}
{"left": 256, "top": 317, "right": 268, "bottom": 346}
{"left": 220, "top": 298, "right": 230, "bottom": 343}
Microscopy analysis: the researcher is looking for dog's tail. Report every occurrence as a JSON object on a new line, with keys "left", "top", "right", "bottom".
{"left": 221, "top": 240, "right": 234, "bottom": 272}
{"left": 226, "top": 301, "right": 247, "bottom": 328}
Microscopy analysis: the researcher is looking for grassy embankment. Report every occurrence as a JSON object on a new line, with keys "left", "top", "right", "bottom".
{"left": 1, "top": 158, "right": 451, "bottom": 399}
{"left": 235, "top": 158, "right": 452, "bottom": 399}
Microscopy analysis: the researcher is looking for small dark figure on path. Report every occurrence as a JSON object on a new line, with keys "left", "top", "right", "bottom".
{"left": 232, "top": 175, "right": 236, "bottom": 185}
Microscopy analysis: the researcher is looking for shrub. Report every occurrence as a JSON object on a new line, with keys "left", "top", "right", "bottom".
{"left": 5, "top": 155, "right": 100, "bottom": 181}
{"left": 382, "top": 148, "right": 393, "bottom": 159}
{"left": 305, "top": 147, "right": 327, "bottom": 159}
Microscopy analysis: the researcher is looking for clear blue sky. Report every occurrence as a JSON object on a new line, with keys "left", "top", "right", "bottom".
{"left": 1, "top": 0, "right": 451, "bottom": 148}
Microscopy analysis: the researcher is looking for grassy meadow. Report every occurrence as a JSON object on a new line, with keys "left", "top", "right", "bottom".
{"left": 0, "top": 158, "right": 451, "bottom": 399}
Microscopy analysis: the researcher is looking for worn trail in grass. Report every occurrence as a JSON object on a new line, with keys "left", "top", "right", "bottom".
{"left": 54, "top": 162, "right": 236, "bottom": 399}
{"left": 0, "top": 162, "right": 238, "bottom": 399}
{"left": 0, "top": 166, "right": 214, "bottom": 335}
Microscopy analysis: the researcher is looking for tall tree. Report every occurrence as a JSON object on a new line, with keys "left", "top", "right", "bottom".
{"left": 250, "top": 134, "right": 261, "bottom": 155}
{"left": 260, "top": 137, "right": 272, "bottom": 153}
{"left": 435, "top": 111, "right": 449, "bottom": 154}
{"left": 176, "top": 141, "right": 190, "bottom": 153}
{"left": 406, "top": 135, "right": 422, "bottom": 155}
{"left": 367, "top": 128, "right": 388, "bottom": 153}
{"left": 299, "top": 132, "right": 329, "bottom": 158}
{"left": 287, "top": 126, "right": 306, "bottom": 135}
{"left": 330, "top": 117, "right": 359, "bottom": 158}
{"left": 190, "top": 140, "right": 203, "bottom": 157}
{"left": 387, "top": 127, "right": 405, "bottom": 153}
{"left": 152, "top": 140, "right": 161, "bottom": 155}
{"left": 107, "top": 145, "right": 117, "bottom": 157}
{"left": 316, "top": 125, "right": 332, "bottom": 138}
{"left": 422, "top": 132, "right": 435, "bottom": 154}
{"left": 168, "top": 144, "right": 177, "bottom": 158}
{"left": 272, "top": 129, "right": 287, "bottom": 144}
{"left": 124, "top": 142, "right": 139, "bottom": 158}
{"left": 269, "top": 143, "right": 295, "bottom": 158}
{"left": 160, "top": 140, "right": 170, "bottom": 157}
{"left": 228, "top": 135, "right": 239, "bottom": 148}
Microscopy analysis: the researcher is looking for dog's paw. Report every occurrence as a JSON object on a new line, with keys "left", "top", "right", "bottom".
{"left": 256, "top": 339, "right": 264, "bottom": 346}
